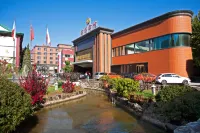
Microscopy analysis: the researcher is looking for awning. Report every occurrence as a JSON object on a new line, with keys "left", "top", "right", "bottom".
{"left": 72, "top": 60, "right": 93, "bottom": 68}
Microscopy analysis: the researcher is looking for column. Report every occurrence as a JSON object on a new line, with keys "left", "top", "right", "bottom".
{"left": 99, "top": 33, "right": 103, "bottom": 72}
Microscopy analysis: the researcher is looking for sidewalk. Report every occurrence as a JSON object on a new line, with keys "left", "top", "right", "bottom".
{"left": 189, "top": 82, "right": 200, "bottom": 91}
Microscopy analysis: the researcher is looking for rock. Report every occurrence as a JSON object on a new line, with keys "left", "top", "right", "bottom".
{"left": 133, "top": 103, "right": 143, "bottom": 112}
{"left": 186, "top": 121, "right": 200, "bottom": 133}
{"left": 174, "top": 126, "right": 192, "bottom": 133}
{"left": 165, "top": 123, "right": 177, "bottom": 131}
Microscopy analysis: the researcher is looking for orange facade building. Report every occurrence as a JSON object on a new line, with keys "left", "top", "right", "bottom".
{"left": 73, "top": 10, "right": 193, "bottom": 77}
{"left": 111, "top": 10, "right": 193, "bottom": 77}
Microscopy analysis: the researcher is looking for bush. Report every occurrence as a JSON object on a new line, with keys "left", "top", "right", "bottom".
{"left": 155, "top": 85, "right": 193, "bottom": 102}
{"left": 62, "top": 79, "right": 75, "bottom": 93}
{"left": 160, "top": 91, "right": 200, "bottom": 125}
{"left": 19, "top": 65, "right": 49, "bottom": 106}
{"left": 100, "top": 75, "right": 110, "bottom": 81}
{"left": 110, "top": 78, "right": 139, "bottom": 98}
{"left": 0, "top": 77, "right": 33, "bottom": 132}
{"left": 58, "top": 81, "right": 63, "bottom": 88}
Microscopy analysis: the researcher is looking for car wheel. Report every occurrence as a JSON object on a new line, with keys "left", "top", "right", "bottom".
{"left": 161, "top": 80, "right": 167, "bottom": 85}
{"left": 182, "top": 80, "right": 188, "bottom": 85}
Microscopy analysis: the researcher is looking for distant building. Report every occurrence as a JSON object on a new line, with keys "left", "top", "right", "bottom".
{"left": 0, "top": 24, "right": 24, "bottom": 68}
{"left": 31, "top": 44, "right": 74, "bottom": 74}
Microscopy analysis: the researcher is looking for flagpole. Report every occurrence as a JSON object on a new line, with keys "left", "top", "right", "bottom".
{"left": 12, "top": 37, "right": 15, "bottom": 82}
{"left": 30, "top": 23, "right": 32, "bottom": 49}
{"left": 12, "top": 20, "right": 16, "bottom": 82}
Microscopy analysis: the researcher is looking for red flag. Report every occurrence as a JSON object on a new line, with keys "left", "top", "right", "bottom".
{"left": 30, "top": 25, "right": 34, "bottom": 41}
{"left": 11, "top": 21, "right": 16, "bottom": 41}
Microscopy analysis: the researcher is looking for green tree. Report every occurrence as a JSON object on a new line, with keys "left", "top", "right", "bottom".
{"left": 21, "top": 44, "right": 32, "bottom": 75}
{"left": 191, "top": 11, "right": 200, "bottom": 67}
{"left": 63, "top": 61, "right": 72, "bottom": 72}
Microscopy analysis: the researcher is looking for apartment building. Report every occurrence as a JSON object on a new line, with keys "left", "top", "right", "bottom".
{"left": 31, "top": 44, "right": 74, "bottom": 74}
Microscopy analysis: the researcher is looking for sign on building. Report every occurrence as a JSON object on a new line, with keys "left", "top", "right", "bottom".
{"left": 80, "top": 18, "right": 98, "bottom": 36}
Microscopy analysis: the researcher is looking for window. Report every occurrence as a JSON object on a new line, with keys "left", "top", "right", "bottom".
{"left": 56, "top": 49, "right": 59, "bottom": 52}
{"left": 44, "top": 48, "right": 47, "bottom": 51}
{"left": 163, "top": 74, "right": 172, "bottom": 77}
{"left": 125, "top": 43, "right": 134, "bottom": 55}
{"left": 44, "top": 57, "right": 47, "bottom": 59}
{"left": 37, "top": 48, "right": 41, "bottom": 50}
{"left": 50, "top": 61, "right": 53, "bottom": 64}
{"left": 56, "top": 57, "right": 58, "bottom": 60}
{"left": 172, "top": 34, "right": 190, "bottom": 47}
{"left": 50, "top": 49, "right": 53, "bottom": 51}
{"left": 37, "top": 52, "right": 41, "bottom": 55}
{"left": 37, "top": 56, "right": 41, "bottom": 59}
{"left": 44, "top": 61, "right": 46, "bottom": 63}
{"left": 50, "top": 57, "right": 53, "bottom": 60}
{"left": 44, "top": 52, "right": 47, "bottom": 55}
{"left": 37, "top": 61, "right": 40, "bottom": 64}
{"left": 56, "top": 61, "right": 58, "bottom": 64}
{"left": 50, "top": 53, "right": 53, "bottom": 56}
{"left": 65, "top": 54, "right": 70, "bottom": 58}
{"left": 135, "top": 40, "right": 150, "bottom": 53}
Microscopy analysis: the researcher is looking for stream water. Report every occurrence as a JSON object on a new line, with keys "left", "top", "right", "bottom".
{"left": 15, "top": 93, "right": 165, "bottom": 133}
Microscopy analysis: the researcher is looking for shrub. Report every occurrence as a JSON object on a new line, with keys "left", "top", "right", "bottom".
{"left": 160, "top": 91, "right": 200, "bottom": 125}
{"left": 19, "top": 65, "right": 49, "bottom": 106}
{"left": 0, "top": 76, "right": 33, "bottom": 133}
{"left": 100, "top": 75, "right": 110, "bottom": 81}
{"left": 110, "top": 78, "right": 139, "bottom": 98}
{"left": 155, "top": 85, "right": 193, "bottom": 102}
{"left": 62, "top": 79, "right": 75, "bottom": 93}
{"left": 58, "top": 81, "right": 63, "bottom": 88}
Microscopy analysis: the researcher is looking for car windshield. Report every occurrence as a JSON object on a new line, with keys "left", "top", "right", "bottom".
{"left": 100, "top": 73, "right": 105, "bottom": 75}
{"left": 95, "top": 73, "right": 99, "bottom": 75}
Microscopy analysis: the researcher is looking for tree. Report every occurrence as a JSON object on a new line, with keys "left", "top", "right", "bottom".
{"left": 63, "top": 61, "right": 72, "bottom": 72}
{"left": 21, "top": 44, "right": 32, "bottom": 75}
{"left": 191, "top": 11, "right": 200, "bottom": 67}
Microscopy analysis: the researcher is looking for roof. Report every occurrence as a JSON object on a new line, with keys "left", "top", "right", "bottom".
{"left": 57, "top": 44, "right": 72, "bottom": 46}
{"left": 72, "top": 27, "right": 114, "bottom": 44}
{"left": 112, "top": 10, "right": 193, "bottom": 38}
{"left": 0, "top": 24, "right": 24, "bottom": 37}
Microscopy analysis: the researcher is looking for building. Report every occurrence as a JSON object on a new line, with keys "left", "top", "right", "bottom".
{"left": 72, "top": 18, "right": 113, "bottom": 76}
{"left": 73, "top": 10, "right": 193, "bottom": 77}
{"left": 31, "top": 44, "right": 74, "bottom": 74}
{"left": 0, "top": 24, "right": 24, "bottom": 68}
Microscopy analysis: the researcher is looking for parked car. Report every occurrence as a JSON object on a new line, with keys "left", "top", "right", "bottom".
{"left": 94, "top": 72, "right": 106, "bottom": 80}
{"left": 134, "top": 73, "right": 156, "bottom": 83}
{"left": 80, "top": 73, "right": 86, "bottom": 79}
{"left": 155, "top": 73, "right": 191, "bottom": 85}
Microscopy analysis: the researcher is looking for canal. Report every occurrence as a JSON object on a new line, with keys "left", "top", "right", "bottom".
{"left": 15, "top": 92, "right": 165, "bottom": 133}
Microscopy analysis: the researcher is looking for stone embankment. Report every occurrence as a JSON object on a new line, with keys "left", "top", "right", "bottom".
{"left": 43, "top": 90, "right": 86, "bottom": 107}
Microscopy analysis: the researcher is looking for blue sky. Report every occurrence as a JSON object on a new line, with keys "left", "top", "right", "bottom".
{"left": 0, "top": 0, "right": 199, "bottom": 48}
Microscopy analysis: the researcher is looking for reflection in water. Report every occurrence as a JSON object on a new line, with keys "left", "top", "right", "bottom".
{"left": 16, "top": 93, "right": 165, "bottom": 133}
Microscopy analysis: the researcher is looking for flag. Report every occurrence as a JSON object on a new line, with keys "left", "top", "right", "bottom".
{"left": 30, "top": 24, "right": 34, "bottom": 41}
{"left": 46, "top": 27, "right": 51, "bottom": 45}
{"left": 11, "top": 21, "right": 16, "bottom": 41}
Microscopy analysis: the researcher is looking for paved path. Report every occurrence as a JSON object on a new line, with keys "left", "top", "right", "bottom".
{"left": 189, "top": 82, "right": 200, "bottom": 91}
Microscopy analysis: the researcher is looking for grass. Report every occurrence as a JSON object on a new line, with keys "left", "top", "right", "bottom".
{"left": 46, "top": 86, "right": 62, "bottom": 96}
{"left": 135, "top": 89, "right": 154, "bottom": 99}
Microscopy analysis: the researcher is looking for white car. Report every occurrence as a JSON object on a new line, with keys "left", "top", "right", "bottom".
{"left": 156, "top": 73, "right": 191, "bottom": 85}
{"left": 95, "top": 72, "right": 106, "bottom": 80}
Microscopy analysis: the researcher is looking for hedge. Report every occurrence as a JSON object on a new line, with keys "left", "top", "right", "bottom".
{"left": 0, "top": 77, "right": 33, "bottom": 132}
{"left": 155, "top": 85, "right": 193, "bottom": 102}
